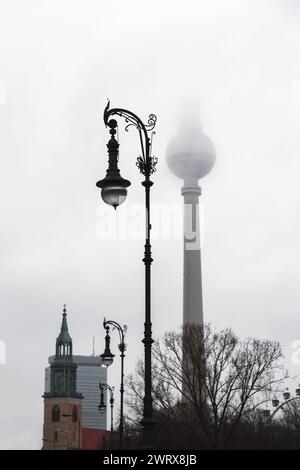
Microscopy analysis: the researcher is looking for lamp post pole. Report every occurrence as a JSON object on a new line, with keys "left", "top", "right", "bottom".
{"left": 101, "top": 318, "right": 126, "bottom": 449}
{"left": 98, "top": 382, "right": 114, "bottom": 450}
{"left": 97, "top": 102, "right": 157, "bottom": 448}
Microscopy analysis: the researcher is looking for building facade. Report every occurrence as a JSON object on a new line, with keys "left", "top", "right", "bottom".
{"left": 42, "top": 306, "right": 107, "bottom": 450}
{"left": 45, "top": 355, "right": 107, "bottom": 430}
{"left": 42, "top": 306, "right": 83, "bottom": 450}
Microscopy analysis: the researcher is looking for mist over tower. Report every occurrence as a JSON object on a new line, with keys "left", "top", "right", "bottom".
{"left": 166, "top": 108, "right": 215, "bottom": 326}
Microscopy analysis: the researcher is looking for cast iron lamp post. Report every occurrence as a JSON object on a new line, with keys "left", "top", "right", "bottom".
{"left": 96, "top": 102, "right": 157, "bottom": 448}
{"left": 98, "top": 382, "right": 115, "bottom": 449}
{"left": 100, "top": 318, "right": 127, "bottom": 449}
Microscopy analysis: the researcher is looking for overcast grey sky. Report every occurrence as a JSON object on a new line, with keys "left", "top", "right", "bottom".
{"left": 0, "top": 0, "right": 300, "bottom": 449}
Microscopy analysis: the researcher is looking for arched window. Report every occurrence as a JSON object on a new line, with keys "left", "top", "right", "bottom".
{"left": 52, "top": 405, "right": 60, "bottom": 422}
{"left": 72, "top": 405, "right": 78, "bottom": 423}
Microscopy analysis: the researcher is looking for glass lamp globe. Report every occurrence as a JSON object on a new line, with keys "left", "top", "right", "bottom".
{"left": 101, "top": 186, "right": 128, "bottom": 210}
{"left": 101, "top": 355, "right": 114, "bottom": 367}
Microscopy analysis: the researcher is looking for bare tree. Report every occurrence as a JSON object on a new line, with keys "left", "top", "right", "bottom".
{"left": 125, "top": 324, "right": 287, "bottom": 449}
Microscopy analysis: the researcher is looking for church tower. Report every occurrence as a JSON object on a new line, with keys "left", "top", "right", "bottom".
{"left": 42, "top": 306, "right": 83, "bottom": 450}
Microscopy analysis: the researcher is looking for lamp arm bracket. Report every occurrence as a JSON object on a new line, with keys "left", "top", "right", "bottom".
{"left": 104, "top": 319, "right": 127, "bottom": 345}
{"left": 99, "top": 382, "right": 113, "bottom": 395}
{"left": 104, "top": 101, "right": 158, "bottom": 176}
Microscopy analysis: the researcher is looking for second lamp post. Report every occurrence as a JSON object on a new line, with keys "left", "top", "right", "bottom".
{"left": 98, "top": 382, "right": 114, "bottom": 449}
{"left": 101, "top": 318, "right": 127, "bottom": 449}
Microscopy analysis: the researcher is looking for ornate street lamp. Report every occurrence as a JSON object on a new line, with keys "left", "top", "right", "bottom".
{"left": 100, "top": 325, "right": 115, "bottom": 367}
{"left": 98, "top": 385, "right": 106, "bottom": 410}
{"left": 96, "top": 102, "right": 158, "bottom": 448}
{"left": 101, "top": 318, "right": 127, "bottom": 449}
{"left": 98, "top": 382, "right": 115, "bottom": 449}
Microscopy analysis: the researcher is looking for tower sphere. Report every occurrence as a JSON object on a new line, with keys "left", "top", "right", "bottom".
{"left": 166, "top": 126, "right": 216, "bottom": 182}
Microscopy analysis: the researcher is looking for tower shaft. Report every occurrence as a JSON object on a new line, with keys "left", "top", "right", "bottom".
{"left": 182, "top": 183, "right": 203, "bottom": 326}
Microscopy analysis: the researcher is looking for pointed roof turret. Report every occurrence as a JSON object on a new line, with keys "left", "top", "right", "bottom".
{"left": 43, "top": 305, "right": 82, "bottom": 399}
{"left": 55, "top": 304, "right": 73, "bottom": 360}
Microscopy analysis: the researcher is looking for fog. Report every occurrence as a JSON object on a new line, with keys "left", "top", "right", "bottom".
{"left": 0, "top": 0, "right": 300, "bottom": 449}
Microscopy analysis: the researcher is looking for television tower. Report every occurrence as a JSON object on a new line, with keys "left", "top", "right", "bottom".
{"left": 166, "top": 114, "right": 215, "bottom": 326}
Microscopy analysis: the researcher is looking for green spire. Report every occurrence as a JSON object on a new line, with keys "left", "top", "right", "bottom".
{"left": 55, "top": 304, "right": 72, "bottom": 359}
{"left": 43, "top": 304, "right": 82, "bottom": 399}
